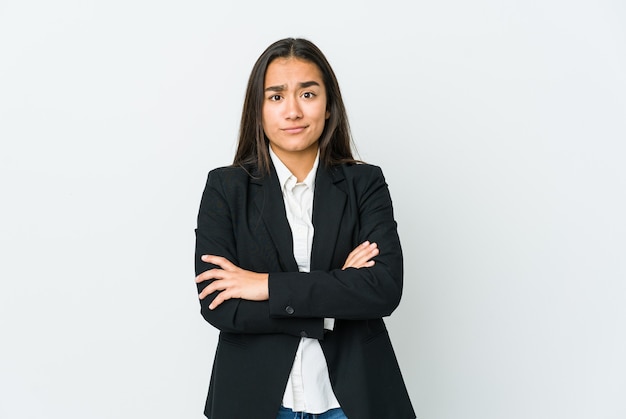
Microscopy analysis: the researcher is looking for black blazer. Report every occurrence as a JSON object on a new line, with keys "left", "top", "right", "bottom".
{"left": 195, "top": 161, "right": 415, "bottom": 419}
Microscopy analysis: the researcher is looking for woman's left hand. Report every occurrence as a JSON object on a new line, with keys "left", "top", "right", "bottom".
{"left": 196, "top": 255, "right": 269, "bottom": 310}
{"left": 342, "top": 241, "right": 379, "bottom": 270}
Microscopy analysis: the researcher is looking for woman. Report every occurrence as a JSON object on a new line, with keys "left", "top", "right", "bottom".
{"left": 195, "top": 37, "right": 415, "bottom": 419}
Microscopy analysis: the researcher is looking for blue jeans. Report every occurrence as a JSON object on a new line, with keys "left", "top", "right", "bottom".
{"left": 276, "top": 405, "right": 348, "bottom": 419}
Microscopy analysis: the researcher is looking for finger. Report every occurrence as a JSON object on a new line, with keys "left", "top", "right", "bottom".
{"left": 199, "top": 287, "right": 213, "bottom": 300}
{"left": 348, "top": 242, "right": 377, "bottom": 262}
{"left": 353, "top": 241, "right": 371, "bottom": 254}
{"left": 343, "top": 243, "right": 378, "bottom": 269}
{"left": 351, "top": 259, "right": 376, "bottom": 269}
{"left": 201, "top": 255, "right": 236, "bottom": 271}
{"left": 209, "top": 290, "right": 234, "bottom": 310}
{"left": 368, "top": 244, "right": 379, "bottom": 258}
{"left": 200, "top": 275, "right": 237, "bottom": 299}
{"left": 198, "top": 279, "right": 222, "bottom": 299}
{"left": 353, "top": 243, "right": 378, "bottom": 260}
{"left": 195, "top": 268, "right": 227, "bottom": 283}
{"left": 343, "top": 242, "right": 371, "bottom": 266}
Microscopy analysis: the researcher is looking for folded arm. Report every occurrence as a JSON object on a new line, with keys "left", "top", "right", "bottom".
{"left": 196, "top": 241, "right": 379, "bottom": 308}
{"left": 194, "top": 166, "right": 401, "bottom": 336}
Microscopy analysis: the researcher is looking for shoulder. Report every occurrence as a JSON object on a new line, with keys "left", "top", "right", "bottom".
{"left": 206, "top": 164, "right": 258, "bottom": 186}
{"left": 337, "top": 162, "right": 387, "bottom": 186}
{"left": 340, "top": 162, "right": 383, "bottom": 176}
{"left": 200, "top": 165, "right": 263, "bottom": 203}
{"left": 207, "top": 164, "right": 250, "bottom": 178}
{"left": 327, "top": 162, "right": 391, "bottom": 203}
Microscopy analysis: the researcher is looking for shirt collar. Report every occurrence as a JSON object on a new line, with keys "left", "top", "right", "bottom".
{"left": 269, "top": 146, "right": 319, "bottom": 191}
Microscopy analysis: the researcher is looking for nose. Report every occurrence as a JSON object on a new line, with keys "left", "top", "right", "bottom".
{"left": 285, "top": 98, "right": 302, "bottom": 120}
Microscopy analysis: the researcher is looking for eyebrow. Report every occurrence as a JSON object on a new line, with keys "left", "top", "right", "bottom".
{"left": 264, "top": 80, "right": 321, "bottom": 92}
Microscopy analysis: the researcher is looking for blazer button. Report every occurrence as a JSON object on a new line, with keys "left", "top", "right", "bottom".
{"left": 285, "top": 306, "right": 295, "bottom": 315}
{"left": 300, "top": 331, "right": 308, "bottom": 338}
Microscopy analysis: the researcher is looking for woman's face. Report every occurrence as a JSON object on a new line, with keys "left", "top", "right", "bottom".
{"left": 262, "top": 57, "right": 330, "bottom": 163}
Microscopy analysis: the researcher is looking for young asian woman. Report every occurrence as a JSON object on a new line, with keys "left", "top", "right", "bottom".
{"left": 194, "top": 37, "right": 416, "bottom": 419}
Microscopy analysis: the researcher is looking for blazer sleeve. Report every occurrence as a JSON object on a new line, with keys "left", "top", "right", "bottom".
{"left": 194, "top": 169, "right": 325, "bottom": 339}
{"left": 268, "top": 165, "right": 404, "bottom": 320}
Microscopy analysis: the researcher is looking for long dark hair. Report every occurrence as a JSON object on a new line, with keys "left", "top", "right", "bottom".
{"left": 233, "top": 37, "right": 358, "bottom": 174}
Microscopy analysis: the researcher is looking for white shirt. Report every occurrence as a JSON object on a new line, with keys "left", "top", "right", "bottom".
{"left": 269, "top": 147, "right": 340, "bottom": 414}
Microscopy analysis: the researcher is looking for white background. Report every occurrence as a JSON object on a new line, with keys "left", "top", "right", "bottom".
{"left": 1, "top": 1, "right": 625, "bottom": 418}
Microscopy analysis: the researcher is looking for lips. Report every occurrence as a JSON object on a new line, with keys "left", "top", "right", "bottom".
{"left": 282, "top": 126, "right": 307, "bottom": 134}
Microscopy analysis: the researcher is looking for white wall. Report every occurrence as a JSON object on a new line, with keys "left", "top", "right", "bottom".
{"left": 1, "top": 1, "right": 624, "bottom": 418}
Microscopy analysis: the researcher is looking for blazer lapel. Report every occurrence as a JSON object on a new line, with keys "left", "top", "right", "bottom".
{"left": 252, "top": 168, "right": 299, "bottom": 272}
{"left": 311, "top": 165, "right": 347, "bottom": 270}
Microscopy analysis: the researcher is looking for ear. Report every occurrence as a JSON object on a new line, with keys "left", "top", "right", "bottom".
{"left": 325, "top": 110, "right": 330, "bottom": 119}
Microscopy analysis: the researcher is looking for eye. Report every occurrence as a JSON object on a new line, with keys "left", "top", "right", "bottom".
{"left": 302, "top": 91, "right": 316, "bottom": 99}
{"left": 268, "top": 94, "right": 282, "bottom": 101}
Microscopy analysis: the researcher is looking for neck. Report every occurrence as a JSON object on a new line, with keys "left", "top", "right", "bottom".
{"left": 271, "top": 146, "right": 318, "bottom": 182}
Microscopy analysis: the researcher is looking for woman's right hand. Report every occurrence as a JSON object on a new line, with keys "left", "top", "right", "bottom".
{"left": 342, "top": 241, "right": 379, "bottom": 270}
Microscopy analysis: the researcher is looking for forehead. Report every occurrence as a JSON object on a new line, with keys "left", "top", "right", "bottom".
{"left": 264, "top": 57, "right": 324, "bottom": 86}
